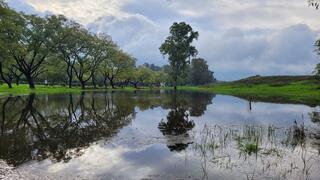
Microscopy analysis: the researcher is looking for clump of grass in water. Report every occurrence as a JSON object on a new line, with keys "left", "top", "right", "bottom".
{"left": 236, "top": 126, "right": 263, "bottom": 156}
{"left": 237, "top": 137, "right": 260, "bottom": 155}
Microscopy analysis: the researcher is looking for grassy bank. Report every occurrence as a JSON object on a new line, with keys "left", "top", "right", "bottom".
{"left": 0, "top": 84, "right": 143, "bottom": 96}
{"left": 1, "top": 75, "right": 319, "bottom": 106}
{"left": 179, "top": 76, "right": 320, "bottom": 106}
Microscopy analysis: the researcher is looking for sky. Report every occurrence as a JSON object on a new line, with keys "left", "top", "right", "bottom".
{"left": 7, "top": 0, "right": 320, "bottom": 80}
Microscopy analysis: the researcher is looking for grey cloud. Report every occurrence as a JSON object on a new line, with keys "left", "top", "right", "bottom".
{"left": 10, "top": 0, "right": 320, "bottom": 80}
{"left": 198, "top": 24, "right": 318, "bottom": 80}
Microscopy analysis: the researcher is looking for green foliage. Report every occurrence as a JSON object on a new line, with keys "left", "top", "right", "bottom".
{"left": 159, "top": 22, "right": 199, "bottom": 89}
{"left": 189, "top": 58, "right": 215, "bottom": 85}
{"left": 1, "top": 4, "right": 215, "bottom": 90}
{"left": 313, "top": 63, "right": 320, "bottom": 79}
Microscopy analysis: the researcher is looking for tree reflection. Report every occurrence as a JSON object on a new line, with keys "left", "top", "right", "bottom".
{"left": 0, "top": 92, "right": 136, "bottom": 166}
{"left": 309, "top": 109, "right": 320, "bottom": 153}
{"left": 159, "top": 107, "right": 195, "bottom": 151}
{"left": 310, "top": 110, "right": 320, "bottom": 124}
{"left": 0, "top": 90, "right": 215, "bottom": 165}
{"left": 159, "top": 108, "right": 194, "bottom": 136}
{"left": 158, "top": 91, "right": 214, "bottom": 152}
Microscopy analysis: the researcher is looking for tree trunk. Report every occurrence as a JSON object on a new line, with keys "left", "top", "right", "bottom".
{"left": 0, "top": 62, "right": 12, "bottom": 88}
{"left": 92, "top": 74, "right": 97, "bottom": 89}
{"left": 103, "top": 77, "right": 108, "bottom": 89}
{"left": 134, "top": 82, "right": 138, "bottom": 89}
{"left": 16, "top": 76, "right": 20, "bottom": 86}
{"left": 67, "top": 66, "right": 73, "bottom": 88}
{"left": 80, "top": 80, "right": 86, "bottom": 89}
{"left": 110, "top": 80, "right": 115, "bottom": 89}
{"left": 108, "top": 77, "right": 115, "bottom": 89}
{"left": 26, "top": 75, "right": 35, "bottom": 89}
{"left": 68, "top": 77, "right": 72, "bottom": 88}
{"left": 173, "top": 73, "right": 178, "bottom": 91}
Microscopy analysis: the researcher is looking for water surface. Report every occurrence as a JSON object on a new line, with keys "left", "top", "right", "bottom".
{"left": 0, "top": 91, "right": 319, "bottom": 179}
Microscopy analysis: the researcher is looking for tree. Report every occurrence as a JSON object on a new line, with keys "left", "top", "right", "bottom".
{"left": 101, "top": 49, "right": 135, "bottom": 89}
{"left": 159, "top": 22, "right": 199, "bottom": 90}
{"left": 54, "top": 17, "right": 82, "bottom": 88}
{"left": 309, "top": 0, "right": 320, "bottom": 9}
{"left": 313, "top": 63, "right": 320, "bottom": 79}
{"left": 152, "top": 70, "right": 168, "bottom": 87}
{"left": 40, "top": 56, "right": 66, "bottom": 85}
{"left": 72, "top": 30, "right": 97, "bottom": 89}
{"left": 143, "top": 63, "right": 161, "bottom": 71}
{"left": 0, "top": 59, "right": 15, "bottom": 88}
{"left": 314, "top": 40, "right": 320, "bottom": 80}
{"left": 129, "top": 66, "right": 153, "bottom": 88}
{"left": 3, "top": 13, "right": 66, "bottom": 88}
{"left": 90, "top": 34, "right": 112, "bottom": 88}
{"left": 189, "top": 58, "right": 215, "bottom": 85}
{"left": 0, "top": 2, "right": 21, "bottom": 88}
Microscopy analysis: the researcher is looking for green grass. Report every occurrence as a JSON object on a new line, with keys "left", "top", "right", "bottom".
{"left": 0, "top": 84, "right": 151, "bottom": 96}
{"left": 177, "top": 76, "right": 320, "bottom": 106}
{"left": 1, "top": 75, "right": 319, "bottom": 106}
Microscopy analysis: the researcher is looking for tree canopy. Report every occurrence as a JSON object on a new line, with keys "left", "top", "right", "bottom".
{"left": 189, "top": 58, "right": 215, "bottom": 85}
{"left": 0, "top": 2, "right": 215, "bottom": 89}
{"left": 160, "top": 22, "right": 199, "bottom": 90}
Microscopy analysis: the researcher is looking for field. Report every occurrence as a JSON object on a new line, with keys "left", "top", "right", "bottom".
{"left": 0, "top": 75, "right": 319, "bottom": 106}
{"left": 180, "top": 75, "right": 320, "bottom": 106}
{"left": 0, "top": 84, "right": 142, "bottom": 96}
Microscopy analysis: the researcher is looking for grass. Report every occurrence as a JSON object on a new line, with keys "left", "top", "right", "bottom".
{"left": 178, "top": 76, "right": 320, "bottom": 106}
{"left": 0, "top": 75, "right": 319, "bottom": 106}
{"left": 0, "top": 84, "right": 149, "bottom": 96}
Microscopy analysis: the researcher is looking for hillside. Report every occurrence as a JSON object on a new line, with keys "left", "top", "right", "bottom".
{"left": 231, "top": 75, "right": 318, "bottom": 85}
{"left": 182, "top": 75, "right": 320, "bottom": 106}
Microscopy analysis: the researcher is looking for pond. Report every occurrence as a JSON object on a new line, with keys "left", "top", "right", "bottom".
{"left": 0, "top": 91, "right": 320, "bottom": 179}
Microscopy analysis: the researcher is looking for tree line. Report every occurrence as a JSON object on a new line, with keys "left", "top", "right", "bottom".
{"left": 0, "top": 1, "right": 215, "bottom": 89}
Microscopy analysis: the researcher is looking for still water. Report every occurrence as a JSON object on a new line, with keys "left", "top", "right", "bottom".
{"left": 0, "top": 91, "right": 320, "bottom": 179}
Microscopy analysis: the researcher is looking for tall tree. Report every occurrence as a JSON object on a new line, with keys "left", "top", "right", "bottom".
{"left": 0, "top": 2, "right": 21, "bottom": 88}
{"left": 314, "top": 40, "right": 320, "bottom": 79}
{"left": 313, "top": 63, "right": 320, "bottom": 79}
{"left": 89, "top": 34, "right": 112, "bottom": 88}
{"left": 129, "top": 66, "right": 153, "bottom": 88}
{"left": 4, "top": 13, "right": 64, "bottom": 88}
{"left": 72, "top": 30, "right": 96, "bottom": 89}
{"left": 54, "top": 17, "right": 82, "bottom": 88}
{"left": 101, "top": 49, "right": 135, "bottom": 89}
{"left": 159, "top": 22, "right": 199, "bottom": 90}
{"left": 189, "top": 58, "right": 215, "bottom": 85}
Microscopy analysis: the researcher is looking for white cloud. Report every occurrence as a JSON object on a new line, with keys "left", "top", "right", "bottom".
{"left": 23, "top": 0, "right": 131, "bottom": 24}
{"left": 198, "top": 24, "right": 318, "bottom": 78}
{"left": 10, "top": 0, "right": 320, "bottom": 80}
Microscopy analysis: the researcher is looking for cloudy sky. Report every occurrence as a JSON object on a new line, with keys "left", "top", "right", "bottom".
{"left": 7, "top": 0, "right": 320, "bottom": 80}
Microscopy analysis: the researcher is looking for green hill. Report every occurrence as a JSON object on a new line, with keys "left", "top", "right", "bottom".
{"left": 231, "top": 75, "right": 318, "bottom": 85}
{"left": 181, "top": 75, "right": 320, "bottom": 106}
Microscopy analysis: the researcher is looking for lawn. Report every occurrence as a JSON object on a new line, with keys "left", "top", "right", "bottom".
{"left": 179, "top": 76, "right": 320, "bottom": 106}
{"left": 1, "top": 75, "right": 319, "bottom": 106}
{"left": 0, "top": 84, "right": 142, "bottom": 96}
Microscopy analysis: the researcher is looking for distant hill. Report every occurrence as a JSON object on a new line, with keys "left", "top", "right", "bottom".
{"left": 230, "top": 75, "right": 318, "bottom": 85}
